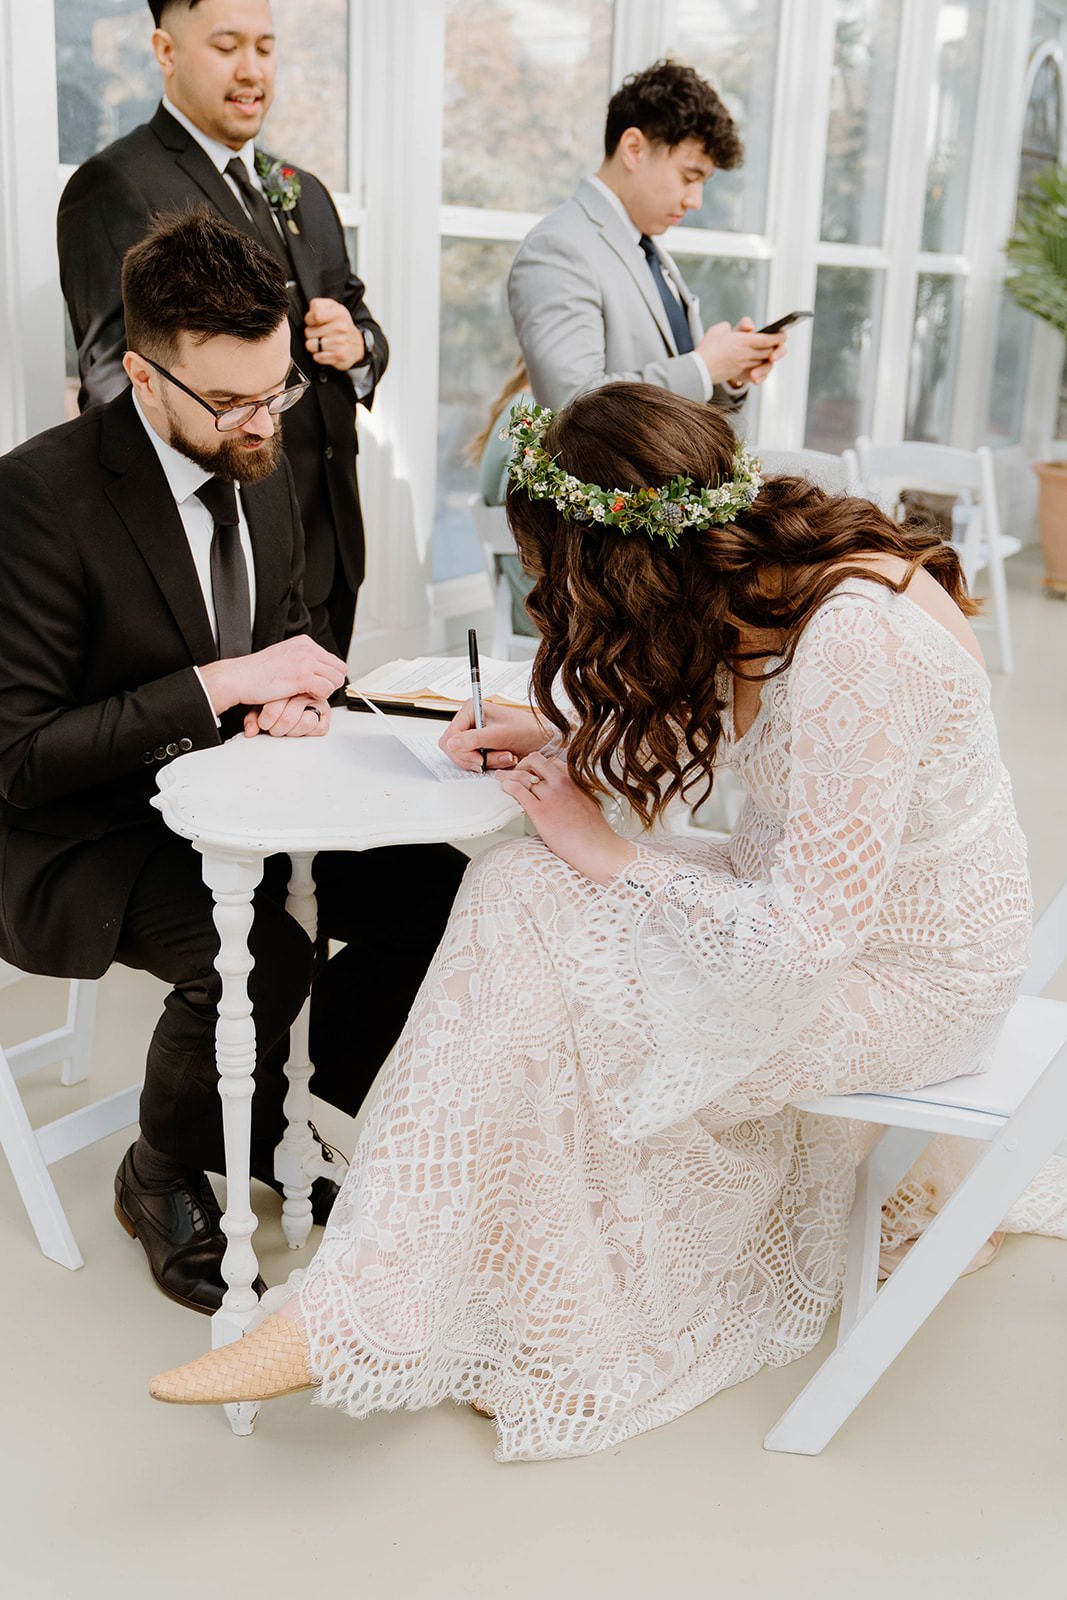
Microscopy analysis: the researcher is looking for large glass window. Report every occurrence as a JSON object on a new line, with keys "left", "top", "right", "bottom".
{"left": 435, "top": 238, "right": 520, "bottom": 582}
{"left": 674, "top": 0, "right": 780, "bottom": 235}
{"left": 985, "top": 291, "right": 1034, "bottom": 447}
{"left": 55, "top": 0, "right": 351, "bottom": 189}
{"left": 906, "top": 273, "right": 965, "bottom": 442}
{"left": 669, "top": 254, "right": 768, "bottom": 332}
{"left": 921, "top": 0, "right": 987, "bottom": 254}
{"left": 820, "top": 0, "right": 902, "bottom": 246}
{"left": 442, "top": 0, "right": 613, "bottom": 214}
{"left": 1016, "top": 51, "right": 1063, "bottom": 217}
{"left": 805, "top": 266, "right": 883, "bottom": 452}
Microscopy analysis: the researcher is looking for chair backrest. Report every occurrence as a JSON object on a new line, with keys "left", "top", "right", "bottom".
{"left": 759, "top": 446, "right": 862, "bottom": 496}
{"left": 469, "top": 497, "right": 516, "bottom": 559}
{"left": 855, "top": 437, "right": 1003, "bottom": 547}
{"left": 855, "top": 436, "right": 989, "bottom": 497}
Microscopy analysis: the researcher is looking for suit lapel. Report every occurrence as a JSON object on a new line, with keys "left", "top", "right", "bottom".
{"left": 270, "top": 185, "right": 319, "bottom": 308}
{"left": 241, "top": 473, "right": 293, "bottom": 650}
{"left": 575, "top": 178, "right": 676, "bottom": 353}
{"left": 149, "top": 103, "right": 265, "bottom": 243}
{"left": 100, "top": 392, "right": 218, "bottom": 664}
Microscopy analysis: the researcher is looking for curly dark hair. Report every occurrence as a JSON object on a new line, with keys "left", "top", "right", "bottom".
{"left": 604, "top": 59, "right": 743, "bottom": 168}
{"left": 506, "top": 384, "right": 978, "bottom": 828}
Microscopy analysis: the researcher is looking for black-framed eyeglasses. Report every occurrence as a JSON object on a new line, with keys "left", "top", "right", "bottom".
{"left": 140, "top": 356, "right": 310, "bottom": 432}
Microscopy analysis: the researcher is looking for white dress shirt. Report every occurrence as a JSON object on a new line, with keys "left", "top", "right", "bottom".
{"left": 132, "top": 392, "right": 257, "bottom": 716}
{"left": 586, "top": 173, "right": 712, "bottom": 402}
{"left": 162, "top": 95, "right": 278, "bottom": 231}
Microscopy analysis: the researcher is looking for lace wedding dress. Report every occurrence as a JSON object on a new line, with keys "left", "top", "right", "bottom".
{"left": 299, "top": 579, "right": 1040, "bottom": 1461}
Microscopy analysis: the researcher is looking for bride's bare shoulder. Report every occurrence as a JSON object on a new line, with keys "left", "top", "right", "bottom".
{"left": 832, "top": 555, "right": 985, "bottom": 669}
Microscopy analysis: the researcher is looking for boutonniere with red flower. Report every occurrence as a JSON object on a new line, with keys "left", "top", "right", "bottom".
{"left": 254, "top": 150, "right": 302, "bottom": 234}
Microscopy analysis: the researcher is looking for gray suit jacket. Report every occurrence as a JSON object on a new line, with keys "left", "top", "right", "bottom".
{"left": 508, "top": 178, "right": 745, "bottom": 412}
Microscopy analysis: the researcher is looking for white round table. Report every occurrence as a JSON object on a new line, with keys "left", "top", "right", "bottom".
{"left": 153, "top": 711, "right": 520, "bottom": 1431}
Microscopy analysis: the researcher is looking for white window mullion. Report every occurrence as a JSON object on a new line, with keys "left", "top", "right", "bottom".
{"left": 611, "top": 0, "right": 673, "bottom": 86}
{"left": 870, "top": 0, "right": 940, "bottom": 444}
{"left": 756, "top": 0, "right": 837, "bottom": 451}
{"left": 349, "top": 0, "right": 446, "bottom": 673}
{"left": 948, "top": 0, "right": 1034, "bottom": 449}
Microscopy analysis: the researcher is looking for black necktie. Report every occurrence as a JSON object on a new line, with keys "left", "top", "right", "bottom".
{"left": 196, "top": 478, "right": 252, "bottom": 659}
{"left": 224, "top": 157, "right": 291, "bottom": 271}
{"left": 639, "top": 235, "right": 694, "bottom": 355}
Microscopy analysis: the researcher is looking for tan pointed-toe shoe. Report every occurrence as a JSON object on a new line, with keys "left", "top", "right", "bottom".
{"left": 149, "top": 1312, "right": 319, "bottom": 1405}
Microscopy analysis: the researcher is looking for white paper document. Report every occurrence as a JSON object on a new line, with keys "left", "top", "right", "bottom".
{"left": 357, "top": 695, "right": 485, "bottom": 782}
{"left": 354, "top": 655, "right": 532, "bottom": 708}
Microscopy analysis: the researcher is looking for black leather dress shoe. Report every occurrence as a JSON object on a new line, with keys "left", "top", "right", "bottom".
{"left": 250, "top": 1124, "right": 344, "bottom": 1227}
{"left": 114, "top": 1146, "right": 268, "bottom": 1315}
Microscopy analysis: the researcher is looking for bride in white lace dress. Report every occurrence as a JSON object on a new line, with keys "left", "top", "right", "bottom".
{"left": 151, "top": 383, "right": 1038, "bottom": 1459}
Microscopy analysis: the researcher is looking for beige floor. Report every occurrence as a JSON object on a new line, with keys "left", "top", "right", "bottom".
{"left": 2, "top": 551, "right": 1066, "bottom": 1600}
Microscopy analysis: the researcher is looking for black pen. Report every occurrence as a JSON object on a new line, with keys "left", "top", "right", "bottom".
{"left": 467, "top": 627, "right": 488, "bottom": 772}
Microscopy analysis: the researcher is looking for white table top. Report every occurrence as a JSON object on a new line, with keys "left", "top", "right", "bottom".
{"left": 152, "top": 710, "right": 521, "bottom": 855}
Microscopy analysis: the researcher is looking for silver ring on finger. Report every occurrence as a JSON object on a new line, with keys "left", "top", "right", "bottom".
{"left": 527, "top": 772, "right": 542, "bottom": 786}
{"left": 304, "top": 705, "right": 322, "bottom": 722}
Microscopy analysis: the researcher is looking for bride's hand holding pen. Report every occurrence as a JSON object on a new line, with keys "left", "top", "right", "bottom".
{"left": 440, "top": 700, "right": 550, "bottom": 771}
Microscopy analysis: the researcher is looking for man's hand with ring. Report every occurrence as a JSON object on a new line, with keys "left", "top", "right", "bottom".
{"left": 304, "top": 296, "right": 365, "bottom": 369}
{"left": 243, "top": 695, "right": 332, "bottom": 738}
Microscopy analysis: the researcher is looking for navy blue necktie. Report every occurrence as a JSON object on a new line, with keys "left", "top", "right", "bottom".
{"left": 639, "top": 235, "right": 694, "bottom": 354}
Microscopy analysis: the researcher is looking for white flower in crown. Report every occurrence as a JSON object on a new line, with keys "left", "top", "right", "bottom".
{"left": 503, "top": 402, "right": 762, "bottom": 549}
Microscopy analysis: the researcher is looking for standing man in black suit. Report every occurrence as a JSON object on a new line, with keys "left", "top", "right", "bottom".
{"left": 0, "top": 211, "right": 466, "bottom": 1313}
{"left": 58, "top": 0, "right": 382, "bottom": 656}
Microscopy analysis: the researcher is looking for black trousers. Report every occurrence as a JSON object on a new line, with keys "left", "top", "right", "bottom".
{"left": 114, "top": 833, "right": 468, "bottom": 1175}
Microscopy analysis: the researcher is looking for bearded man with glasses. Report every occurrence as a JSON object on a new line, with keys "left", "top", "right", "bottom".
{"left": 58, "top": 0, "right": 386, "bottom": 657}
{"left": 0, "top": 211, "right": 467, "bottom": 1314}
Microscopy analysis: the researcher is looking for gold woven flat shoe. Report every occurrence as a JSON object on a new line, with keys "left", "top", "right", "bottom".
{"left": 149, "top": 1312, "right": 319, "bottom": 1405}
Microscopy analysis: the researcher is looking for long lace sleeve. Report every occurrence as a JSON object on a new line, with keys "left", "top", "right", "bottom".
{"left": 578, "top": 591, "right": 952, "bottom": 1140}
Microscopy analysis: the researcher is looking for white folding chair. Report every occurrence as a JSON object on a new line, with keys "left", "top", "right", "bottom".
{"left": 766, "top": 880, "right": 1067, "bottom": 1454}
{"left": 468, "top": 498, "right": 538, "bottom": 662}
{"left": 0, "top": 962, "right": 140, "bottom": 1269}
{"left": 759, "top": 446, "right": 863, "bottom": 496}
{"left": 856, "top": 438, "right": 1021, "bottom": 672}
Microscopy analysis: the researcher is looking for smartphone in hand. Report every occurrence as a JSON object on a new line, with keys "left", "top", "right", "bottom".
{"left": 758, "top": 309, "right": 814, "bottom": 335}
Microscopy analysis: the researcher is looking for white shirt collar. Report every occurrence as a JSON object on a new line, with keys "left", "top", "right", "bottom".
{"left": 588, "top": 173, "right": 642, "bottom": 246}
{"left": 162, "top": 95, "right": 256, "bottom": 181}
{"left": 132, "top": 388, "right": 214, "bottom": 506}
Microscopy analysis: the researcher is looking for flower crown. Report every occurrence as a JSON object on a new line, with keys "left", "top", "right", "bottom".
{"left": 504, "top": 402, "right": 762, "bottom": 548}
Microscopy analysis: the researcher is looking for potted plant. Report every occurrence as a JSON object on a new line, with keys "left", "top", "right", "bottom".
{"left": 1005, "top": 161, "right": 1067, "bottom": 596}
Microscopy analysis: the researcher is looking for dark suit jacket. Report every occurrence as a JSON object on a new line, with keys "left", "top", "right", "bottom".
{"left": 0, "top": 389, "right": 310, "bottom": 978}
{"left": 57, "top": 103, "right": 388, "bottom": 604}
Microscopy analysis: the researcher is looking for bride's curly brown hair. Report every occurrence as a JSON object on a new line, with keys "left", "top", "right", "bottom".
{"left": 506, "top": 382, "right": 978, "bottom": 828}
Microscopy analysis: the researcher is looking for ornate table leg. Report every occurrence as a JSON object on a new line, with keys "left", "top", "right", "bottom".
{"left": 200, "top": 846, "right": 264, "bottom": 1437}
{"left": 274, "top": 852, "right": 349, "bottom": 1249}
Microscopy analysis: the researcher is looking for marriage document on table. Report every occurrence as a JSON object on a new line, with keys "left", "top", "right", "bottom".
{"left": 347, "top": 655, "right": 532, "bottom": 716}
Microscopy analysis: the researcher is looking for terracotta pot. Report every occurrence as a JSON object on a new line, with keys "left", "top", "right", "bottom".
{"left": 1032, "top": 460, "right": 1067, "bottom": 593}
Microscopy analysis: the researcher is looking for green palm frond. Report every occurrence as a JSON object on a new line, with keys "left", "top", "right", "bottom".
{"left": 1005, "top": 163, "right": 1067, "bottom": 339}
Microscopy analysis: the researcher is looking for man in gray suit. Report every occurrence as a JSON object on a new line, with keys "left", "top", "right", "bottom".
{"left": 509, "top": 60, "right": 786, "bottom": 412}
